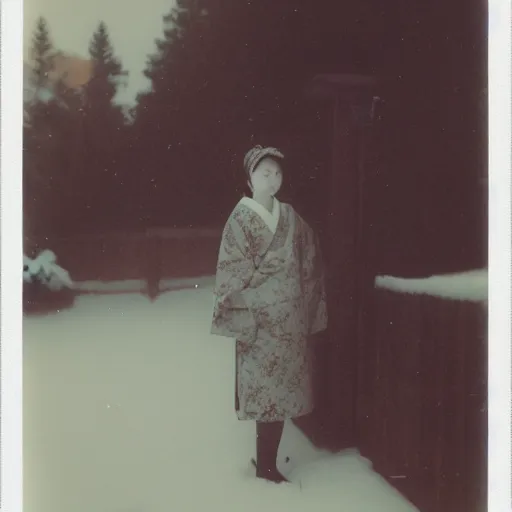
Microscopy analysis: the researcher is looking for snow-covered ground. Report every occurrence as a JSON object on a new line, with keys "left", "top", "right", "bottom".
{"left": 24, "top": 277, "right": 417, "bottom": 512}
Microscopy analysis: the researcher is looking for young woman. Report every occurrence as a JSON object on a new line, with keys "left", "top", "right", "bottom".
{"left": 211, "top": 145, "right": 328, "bottom": 484}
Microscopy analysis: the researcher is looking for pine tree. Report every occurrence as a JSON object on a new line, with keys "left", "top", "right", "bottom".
{"left": 75, "top": 22, "right": 129, "bottom": 231}
{"left": 24, "top": 18, "right": 78, "bottom": 239}
{"left": 85, "top": 22, "right": 128, "bottom": 129}
{"left": 141, "top": 0, "right": 209, "bottom": 94}
{"left": 129, "top": 0, "right": 213, "bottom": 228}
{"left": 28, "top": 17, "right": 54, "bottom": 92}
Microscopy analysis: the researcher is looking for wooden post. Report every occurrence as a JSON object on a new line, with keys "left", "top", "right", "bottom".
{"left": 304, "top": 74, "right": 378, "bottom": 448}
{"left": 145, "top": 228, "right": 163, "bottom": 301}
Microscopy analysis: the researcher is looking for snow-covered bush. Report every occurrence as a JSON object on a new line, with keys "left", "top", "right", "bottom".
{"left": 24, "top": 249, "right": 73, "bottom": 289}
{"left": 23, "top": 249, "right": 75, "bottom": 314}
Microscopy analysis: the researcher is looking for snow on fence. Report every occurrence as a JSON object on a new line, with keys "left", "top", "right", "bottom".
{"left": 374, "top": 269, "right": 488, "bottom": 303}
{"left": 356, "top": 269, "right": 488, "bottom": 512}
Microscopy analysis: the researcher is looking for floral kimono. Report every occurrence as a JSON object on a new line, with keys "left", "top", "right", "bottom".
{"left": 211, "top": 196, "right": 328, "bottom": 422}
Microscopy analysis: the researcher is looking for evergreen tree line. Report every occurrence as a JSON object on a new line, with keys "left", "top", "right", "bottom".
{"left": 24, "top": 17, "right": 129, "bottom": 238}
{"left": 24, "top": 0, "right": 486, "bottom": 270}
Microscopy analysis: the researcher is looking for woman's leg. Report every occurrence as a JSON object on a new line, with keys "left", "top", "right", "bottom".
{"left": 255, "top": 420, "right": 288, "bottom": 482}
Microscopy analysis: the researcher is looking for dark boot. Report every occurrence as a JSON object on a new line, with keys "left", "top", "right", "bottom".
{"left": 255, "top": 421, "right": 289, "bottom": 483}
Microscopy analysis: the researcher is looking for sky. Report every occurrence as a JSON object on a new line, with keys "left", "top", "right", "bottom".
{"left": 24, "top": 0, "right": 177, "bottom": 105}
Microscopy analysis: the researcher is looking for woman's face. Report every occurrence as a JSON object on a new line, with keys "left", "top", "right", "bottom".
{"left": 248, "top": 157, "right": 283, "bottom": 197}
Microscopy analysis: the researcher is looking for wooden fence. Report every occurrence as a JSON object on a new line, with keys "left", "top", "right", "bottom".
{"left": 27, "top": 229, "right": 223, "bottom": 283}
{"left": 357, "top": 274, "right": 487, "bottom": 512}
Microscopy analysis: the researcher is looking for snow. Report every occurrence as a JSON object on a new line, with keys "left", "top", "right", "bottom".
{"left": 375, "top": 269, "right": 488, "bottom": 302}
{"left": 24, "top": 278, "right": 418, "bottom": 512}
{"left": 24, "top": 250, "right": 74, "bottom": 290}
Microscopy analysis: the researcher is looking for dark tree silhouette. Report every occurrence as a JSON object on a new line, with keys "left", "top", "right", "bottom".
{"left": 85, "top": 22, "right": 128, "bottom": 121}
{"left": 77, "top": 22, "right": 130, "bottom": 232}
{"left": 24, "top": 18, "right": 83, "bottom": 240}
{"left": 24, "top": 1, "right": 485, "bottom": 271}
{"left": 131, "top": 0, "right": 215, "bottom": 228}
{"left": 28, "top": 17, "right": 54, "bottom": 91}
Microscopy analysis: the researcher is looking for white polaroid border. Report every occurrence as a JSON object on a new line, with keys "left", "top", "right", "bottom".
{"left": 0, "top": 1, "right": 509, "bottom": 512}
{"left": 488, "top": 0, "right": 512, "bottom": 511}
{"left": 0, "top": 0, "right": 23, "bottom": 511}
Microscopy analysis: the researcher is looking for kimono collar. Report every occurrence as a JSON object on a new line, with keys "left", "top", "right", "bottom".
{"left": 240, "top": 196, "right": 280, "bottom": 234}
